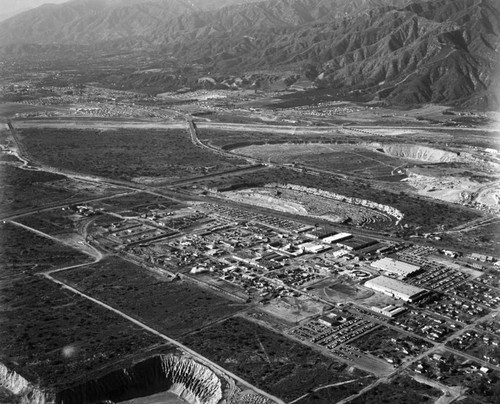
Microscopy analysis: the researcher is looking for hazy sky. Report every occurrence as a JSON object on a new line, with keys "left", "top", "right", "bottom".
{"left": 0, "top": 0, "right": 68, "bottom": 17}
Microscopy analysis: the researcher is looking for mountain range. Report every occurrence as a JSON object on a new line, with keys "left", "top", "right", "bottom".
{"left": 0, "top": 0, "right": 498, "bottom": 109}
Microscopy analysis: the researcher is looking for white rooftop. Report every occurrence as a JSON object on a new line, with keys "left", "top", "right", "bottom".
{"left": 371, "top": 257, "right": 420, "bottom": 278}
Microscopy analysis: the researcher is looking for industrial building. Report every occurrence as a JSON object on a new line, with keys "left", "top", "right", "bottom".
{"left": 364, "top": 276, "right": 427, "bottom": 302}
{"left": 323, "top": 233, "right": 352, "bottom": 244}
{"left": 339, "top": 236, "right": 378, "bottom": 251}
{"left": 371, "top": 257, "right": 421, "bottom": 279}
{"left": 370, "top": 305, "right": 407, "bottom": 318}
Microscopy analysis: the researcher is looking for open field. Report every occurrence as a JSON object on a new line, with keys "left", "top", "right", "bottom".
{"left": 0, "top": 222, "right": 91, "bottom": 275}
{"left": 17, "top": 209, "right": 87, "bottom": 237}
{"left": 235, "top": 143, "right": 408, "bottom": 181}
{"left": 428, "top": 221, "right": 500, "bottom": 256}
{"left": 198, "top": 123, "right": 500, "bottom": 153}
{"left": 0, "top": 166, "right": 74, "bottom": 215}
{"left": 92, "top": 192, "right": 187, "bottom": 214}
{"left": 180, "top": 316, "right": 374, "bottom": 403}
{"left": 17, "top": 127, "right": 248, "bottom": 182}
{"left": 55, "top": 256, "right": 248, "bottom": 338}
{"left": 348, "top": 374, "right": 442, "bottom": 404}
{"left": 0, "top": 165, "right": 127, "bottom": 216}
{"left": 0, "top": 223, "right": 163, "bottom": 390}
{"left": 198, "top": 128, "right": 345, "bottom": 150}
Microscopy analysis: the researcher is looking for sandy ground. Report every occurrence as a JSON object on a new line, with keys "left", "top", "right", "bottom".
{"left": 260, "top": 295, "right": 325, "bottom": 323}
{"left": 406, "top": 173, "right": 500, "bottom": 209}
{"left": 223, "top": 189, "right": 308, "bottom": 215}
{"left": 120, "top": 391, "right": 186, "bottom": 404}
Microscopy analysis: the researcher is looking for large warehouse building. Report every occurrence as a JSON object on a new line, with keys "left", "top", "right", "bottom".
{"left": 371, "top": 257, "right": 421, "bottom": 279}
{"left": 364, "top": 276, "right": 427, "bottom": 302}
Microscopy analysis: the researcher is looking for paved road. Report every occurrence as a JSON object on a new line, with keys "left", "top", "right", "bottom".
{"left": 6, "top": 117, "right": 498, "bottom": 403}
{"left": 41, "top": 271, "right": 285, "bottom": 404}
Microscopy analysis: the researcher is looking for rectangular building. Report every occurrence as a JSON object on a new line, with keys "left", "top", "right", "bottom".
{"left": 323, "top": 233, "right": 352, "bottom": 244}
{"left": 371, "top": 257, "right": 420, "bottom": 279}
{"left": 370, "top": 305, "right": 407, "bottom": 317}
{"left": 364, "top": 276, "right": 427, "bottom": 302}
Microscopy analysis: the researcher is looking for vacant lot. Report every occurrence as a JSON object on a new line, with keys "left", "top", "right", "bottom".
{"left": 0, "top": 166, "right": 73, "bottom": 215}
{"left": 17, "top": 209, "right": 86, "bottom": 237}
{"left": 0, "top": 223, "right": 162, "bottom": 390}
{"left": 198, "top": 130, "right": 341, "bottom": 150}
{"left": 349, "top": 375, "right": 441, "bottom": 404}
{"left": 181, "top": 316, "right": 374, "bottom": 402}
{"left": 94, "top": 192, "right": 186, "bottom": 214}
{"left": 18, "top": 128, "right": 248, "bottom": 182}
{"left": 0, "top": 222, "right": 91, "bottom": 276}
{"left": 55, "top": 257, "right": 248, "bottom": 337}
{"left": 235, "top": 143, "right": 407, "bottom": 181}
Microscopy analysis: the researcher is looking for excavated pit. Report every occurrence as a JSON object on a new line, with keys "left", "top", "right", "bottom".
{"left": 57, "top": 355, "right": 223, "bottom": 404}
{"left": 0, "top": 362, "right": 47, "bottom": 404}
{"left": 380, "top": 144, "right": 459, "bottom": 162}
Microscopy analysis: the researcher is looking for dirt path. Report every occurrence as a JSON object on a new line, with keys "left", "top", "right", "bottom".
{"left": 41, "top": 271, "right": 285, "bottom": 404}
{"left": 288, "top": 379, "right": 361, "bottom": 404}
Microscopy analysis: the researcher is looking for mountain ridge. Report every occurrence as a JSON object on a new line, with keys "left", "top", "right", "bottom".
{"left": 0, "top": 0, "right": 498, "bottom": 109}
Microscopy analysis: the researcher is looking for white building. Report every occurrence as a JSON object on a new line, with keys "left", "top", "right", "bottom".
{"left": 323, "top": 233, "right": 352, "bottom": 244}
{"left": 370, "top": 305, "right": 407, "bottom": 317}
{"left": 364, "top": 276, "right": 427, "bottom": 302}
{"left": 371, "top": 257, "right": 420, "bottom": 279}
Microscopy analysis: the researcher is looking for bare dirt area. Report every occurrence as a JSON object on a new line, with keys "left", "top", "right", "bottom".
{"left": 258, "top": 295, "right": 326, "bottom": 324}
{"left": 220, "top": 185, "right": 393, "bottom": 227}
{"left": 309, "top": 277, "right": 396, "bottom": 307}
{"left": 222, "top": 188, "right": 308, "bottom": 215}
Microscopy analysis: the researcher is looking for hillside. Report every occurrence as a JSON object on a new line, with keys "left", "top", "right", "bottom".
{"left": 0, "top": 0, "right": 498, "bottom": 108}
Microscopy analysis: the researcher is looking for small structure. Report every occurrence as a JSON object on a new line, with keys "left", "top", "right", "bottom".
{"left": 370, "top": 305, "right": 407, "bottom": 318}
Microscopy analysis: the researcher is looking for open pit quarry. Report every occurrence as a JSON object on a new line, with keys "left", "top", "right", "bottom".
{"left": 379, "top": 144, "right": 460, "bottom": 162}
{"left": 0, "top": 362, "right": 47, "bottom": 404}
{"left": 378, "top": 144, "right": 500, "bottom": 212}
{"left": 57, "top": 355, "right": 223, "bottom": 404}
{"left": 1, "top": 354, "right": 230, "bottom": 404}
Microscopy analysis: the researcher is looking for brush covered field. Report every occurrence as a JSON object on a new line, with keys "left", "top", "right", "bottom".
{"left": 55, "top": 256, "right": 248, "bottom": 338}
{"left": 0, "top": 223, "right": 163, "bottom": 390}
{"left": 18, "top": 127, "right": 248, "bottom": 182}
{"left": 181, "top": 316, "right": 374, "bottom": 402}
